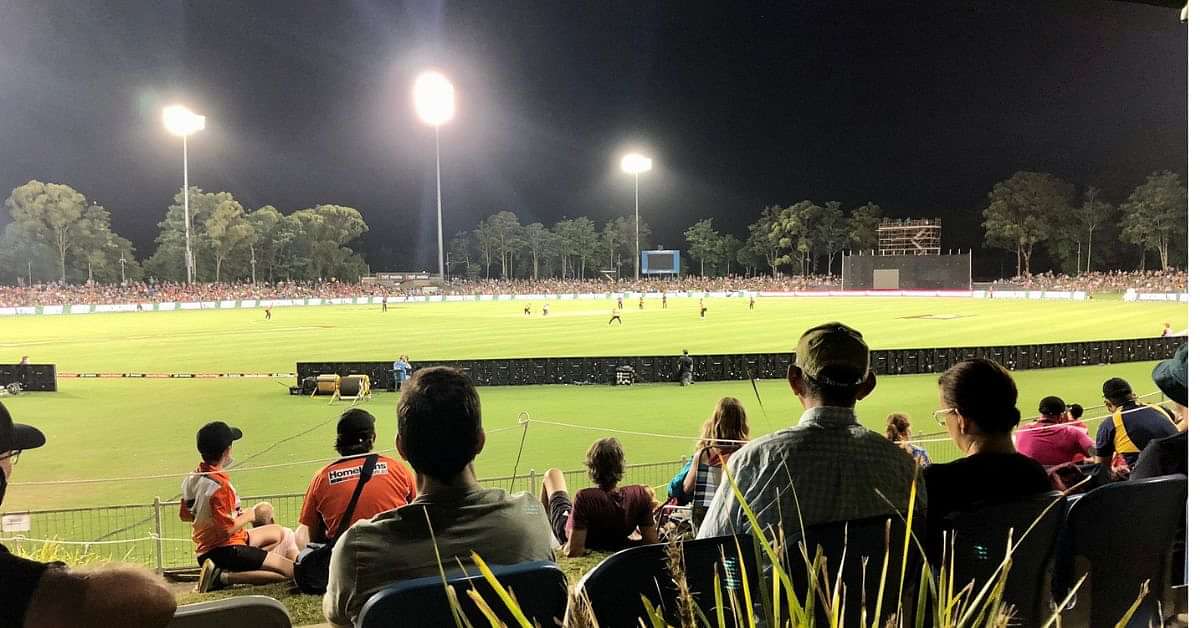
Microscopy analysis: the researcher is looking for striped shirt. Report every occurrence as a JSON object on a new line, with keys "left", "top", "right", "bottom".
{"left": 698, "top": 406, "right": 926, "bottom": 539}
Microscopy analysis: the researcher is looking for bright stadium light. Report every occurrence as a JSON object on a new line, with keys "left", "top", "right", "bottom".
{"left": 413, "top": 71, "right": 456, "bottom": 283}
{"left": 621, "top": 152, "right": 652, "bottom": 280}
{"left": 162, "top": 104, "right": 206, "bottom": 284}
{"left": 162, "top": 105, "right": 206, "bottom": 137}
{"left": 413, "top": 71, "right": 455, "bottom": 127}
{"left": 621, "top": 153, "right": 652, "bottom": 175}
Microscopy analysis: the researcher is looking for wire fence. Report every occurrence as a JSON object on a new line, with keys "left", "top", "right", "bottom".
{"left": 0, "top": 459, "right": 688, "bottom": 571}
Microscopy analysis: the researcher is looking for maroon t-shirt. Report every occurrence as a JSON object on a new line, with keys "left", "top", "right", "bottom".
{"left": 567, "top": 485, "right": 653, "bottom": 550}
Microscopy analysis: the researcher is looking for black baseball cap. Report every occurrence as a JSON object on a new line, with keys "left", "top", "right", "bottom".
{"left": 1102, "top": 377, "right": 1134, "bottom": 402}
{"left": 196, "top": 421, "right": 242, "bottom": 460}
{"left": 1152, "top": 343, "right": 1187, "bottom": 407}
{"left": 337, "top": 408, "right": 375, "bottom": 435}
{"left": 0, "top": 401, "right": 46, "bottom": 453}
{"left": 1038, "top": 396, "right": 1066, "bottom": 417}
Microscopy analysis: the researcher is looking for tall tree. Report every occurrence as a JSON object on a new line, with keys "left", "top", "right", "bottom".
{"left": 523, "top": 222, "right": 549, "bottom": 280}
{"left": 473, "top": 219, "right": 496, "bottom": 279}
{"left": 486, "top": 211, "right": 522, "bottom": 278}
{"left": 683, "top": 218, "right": 723, "bottom": 276}
{"left": 811, "top": 201, "right": 848, "bottom": 275}
{"left": 982, "top": 171, "right": 1072, "bottom": 277}
{"left": 847, "top": 202, "right": 882, "bottom": 251}
{"left": 746, "top": 206, "right": 783, "bottom": 277}
{"left": 4, "top": 180, "right": 89, "bottom": 282}
{"left": 770, "top": 201, "right": 818, "bottom": 275}
{"left": 720, "top": 233, "right": 742, "bottom": 275}
{"left": 1119, "top": 171, "right": 1187, "bottom": 271}
{"left": 602, "top": 218, "right": 624, "bottom": 274}
{"left": 447, "top": 231, "right": 473, "bottom": 277}
{"left": 204, "top": 198, "right": 253, "bottom": 282}
{"left": 1077, "top": 187, "right": 1114, "bottom": 274}
{"left": 247, "top": 205, "right": 283, "bottom": 282}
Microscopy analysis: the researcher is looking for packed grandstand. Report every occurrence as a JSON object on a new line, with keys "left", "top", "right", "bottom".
{"left": 0, "top": 270, "right": 1186, "bottom": 307}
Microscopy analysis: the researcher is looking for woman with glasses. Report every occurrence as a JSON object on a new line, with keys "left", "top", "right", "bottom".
{"left": 925, "top": 358, "right": 1052, "bottom": 531}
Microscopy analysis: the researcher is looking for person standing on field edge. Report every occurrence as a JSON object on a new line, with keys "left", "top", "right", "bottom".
{"left": 677, "top": 349, "right": 694, "bottom": 386}
{"left": 662, "top": 293, "right": 667, "bottom": 308}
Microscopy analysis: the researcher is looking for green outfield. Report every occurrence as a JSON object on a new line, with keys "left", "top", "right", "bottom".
{"left": 0, "top": 361, "right": 1168, "bottom": 512}
{"left": 1, "top": 296, "right": 1186, "bottom": 372}
{"left": 0, "top": 295, "right": 1185, "bottom": 513}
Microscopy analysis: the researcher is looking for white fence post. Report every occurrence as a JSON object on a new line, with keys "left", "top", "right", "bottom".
{"left": 152, "top": 497, "right": 164, "bottom": 573}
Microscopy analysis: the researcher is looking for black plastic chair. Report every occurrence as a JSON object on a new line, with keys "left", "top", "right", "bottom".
{"left": 781, "top": 515, "right": 919, "bottom": 628}
{"left": 578, "top": 534, "right": 759, "bottom": 627}
{"left": 356, "top": 560, "right": 567, "bottom": 628}
{"left": 939, "top": 492, "right": 1066, "bottom": 626}
{"left": 1053, "top": 474, "right": 1187, "bottom": 627}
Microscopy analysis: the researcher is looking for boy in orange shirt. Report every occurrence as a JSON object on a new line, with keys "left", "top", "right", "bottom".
{"left": 182, "top": 421, "right": 298, "bottom": 592}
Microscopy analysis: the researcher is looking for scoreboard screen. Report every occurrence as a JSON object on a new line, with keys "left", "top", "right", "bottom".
{"left": 641, "top": 250, "right": 680, "bottom": 274}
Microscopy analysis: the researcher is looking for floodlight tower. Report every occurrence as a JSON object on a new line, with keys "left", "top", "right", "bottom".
{"left": 620, "top": 153, "right": 652, "bottom": 280}
{"left": 162, "top": 105, "right": 206, "bottom": 284}
{"left": 414, "top": 71, "right": 456, "bottom": 283}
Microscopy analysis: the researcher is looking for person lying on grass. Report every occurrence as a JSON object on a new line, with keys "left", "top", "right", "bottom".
{"left": 541, "top": 437, "right": 659, "bottom": 557}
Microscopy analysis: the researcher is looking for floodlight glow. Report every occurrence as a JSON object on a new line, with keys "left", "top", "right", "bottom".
{"left": 414, "top": 71, "right": 456, "bottom": 126}
{"left": 621, "top": 153, "right": 652, "bottom": 174}
{"left": 163, "top": 105, "right": 205, "bottom": 137}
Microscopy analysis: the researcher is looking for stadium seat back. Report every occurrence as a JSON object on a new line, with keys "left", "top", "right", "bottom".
{"left": 940, "top": 491, "right": 1066, "bottom": 626}
{"left": 578, "top": 534, "right": 759, "bottom": 627}
{"left": 781, "top": 515, "right": 918, "bottom": 628}
{"left": 168, "top": 595, "right": 292, "bottom": 628}
{"left": 356, "top": 560, "right": 567, "bottom": 628}
{"left": 1056, "top": 474, "right": 1186, "bottom": 627}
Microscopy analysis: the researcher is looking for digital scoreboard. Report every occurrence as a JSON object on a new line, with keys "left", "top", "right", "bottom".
{"left": 641, "top": 250, "right": 680, "bottom": 275}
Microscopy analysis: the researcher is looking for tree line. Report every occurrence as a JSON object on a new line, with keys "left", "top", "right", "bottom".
{"left": 983, "top": 170, "right": 1187, "bottom": 276}
{"left": 0, "top": 170, "right": 1186, "bottom": 285}
{"left": 0, "top": 180, "right": 369, "bottom": 284}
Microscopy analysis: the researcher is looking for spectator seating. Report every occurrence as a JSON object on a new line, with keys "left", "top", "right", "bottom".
{"left": 168, "top": 595, "right": 291, "bottom": 628}
{"left": 783, "top": 515, "right": 918, "bottom": 628}
{"left": 578, "top": 534, "right": 759, "bottom": 627}
{"left": 1053, "top": 474, "right": 1187, "bottom": 627}
{"left": 356, "top": 560, "right": 567, "bottom": 628}
{"left": 939, "top": 492, "right": 1066, "bottom": 626}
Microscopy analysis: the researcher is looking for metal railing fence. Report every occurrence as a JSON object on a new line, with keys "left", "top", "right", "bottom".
{"left": 0, "top": 459, "right": 688, "bottom": 571}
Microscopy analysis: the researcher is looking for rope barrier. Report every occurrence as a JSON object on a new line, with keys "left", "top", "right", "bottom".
{"left": 0, "top": 534, "right": 194, "bottom": 546}
{"left": 8, "top": 425, "right": 522, "bottom": 486}
{"left": 522, "top": 418, "right": 750, "bottom": 445}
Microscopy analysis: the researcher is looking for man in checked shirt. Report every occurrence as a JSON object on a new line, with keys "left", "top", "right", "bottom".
{"left": 698, "top": 322, "right": 926, "bottom": 538}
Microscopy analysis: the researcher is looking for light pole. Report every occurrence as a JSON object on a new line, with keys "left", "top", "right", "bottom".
{"left": 119, "top": 255, "right": 127, "bottom": 284}
{"left": 413, "top": 71, "right": 455, "bottom": 284}
{"left": 163, "top": 105, "right": 206, "bottom": 284}
{"left": 250, "top": 247, "right": 257, "bottom": 284}
{"left": 620, "top": 153, "right": 652, "bottom": 281}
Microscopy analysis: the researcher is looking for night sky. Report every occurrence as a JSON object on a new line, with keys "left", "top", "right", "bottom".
{"left": 0, "top": 1, "right": 1187, "bottom": 277}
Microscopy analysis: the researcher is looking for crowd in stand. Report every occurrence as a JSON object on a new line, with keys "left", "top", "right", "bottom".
{"left": 1, "top": 270, "right": 1188, "bottom": 307}
{"left": 440, "top": 275, "right": 844, "bottom": 295}
{"left": 0, "top": 325, "right": 1188, "bottom": 627}
{"left": 990, "top": 270, "right": 1188, "bottom": 293}
{"left": 0, "top": 280, "right": 365, "bottom": 307}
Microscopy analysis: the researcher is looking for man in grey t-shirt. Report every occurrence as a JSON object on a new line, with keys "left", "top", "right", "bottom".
{"left": 324, "top": 368, "right": 554, "bottom": 627}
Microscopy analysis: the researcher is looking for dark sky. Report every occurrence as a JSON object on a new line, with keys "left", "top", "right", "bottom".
{"left": 0, "top": 1, "right": 1187, "bottom": 276}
